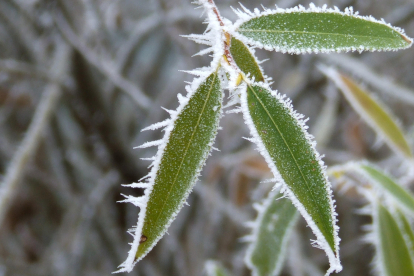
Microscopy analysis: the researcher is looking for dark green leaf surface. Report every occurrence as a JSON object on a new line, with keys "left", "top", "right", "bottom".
{"left": 136, "top": 72, "right": 222, "bottom": 260}
{"left": 396, "top": 210, "right": 414, "bottom": 260}
{"left": 246, "top": 190, "right": 298, "bottom": 276}
{"left": 243, "top": 84, "right": 339, "bottom": 259}
{"left": 360, "top": 164, "right": 414, "bottom": 214}
{"left": 236, "top": 11, "right": 412, "bottom": 53}
{"left": 229, "top": 37, "right": 264, "bottom": 82}
{"left": 376, "top": 203, "right": 414, "bottom": 276}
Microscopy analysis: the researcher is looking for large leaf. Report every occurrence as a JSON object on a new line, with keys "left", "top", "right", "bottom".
{"left": 321, "top": 67, "right": 412, "bottom": 159}
{"left": 245, "top": 189, "right": 298, "bottom": 276}
{"left": 358, "top": 164, "right": 414, "bottom": 215}
{"left": 240, "top": 83, "right": 341, "bottom": 274}
{"left": 116, "top": 71, "right": 222, "bottom": 272}
{"left": 374, "top": 202, "right": 414, "bottom": 276}
{"left": 229, "top": 37, "right": 264, "bottom": 82}
{"left": 233, "top": 5, "right": 412, "bottom": 54}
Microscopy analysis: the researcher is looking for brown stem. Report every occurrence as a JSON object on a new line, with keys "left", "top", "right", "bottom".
{"left": 206, "top": 0, "right": 237, "bottom": 69}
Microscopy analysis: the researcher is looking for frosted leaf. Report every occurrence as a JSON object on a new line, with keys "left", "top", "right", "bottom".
{"left": 240, "top": 82, "right": 341, "bottom": 275}
{"left": 245, "top": 188, "right": 298, "bottom": 276}
{"left": 230, "top": 3, "right": 412, "bottom": 54}
{"left": 115, "top": 70, "right": 223, "bottom": 273}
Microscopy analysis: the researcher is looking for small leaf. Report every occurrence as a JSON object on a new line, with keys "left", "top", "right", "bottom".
{"left": 205, "top": 260, "right": 230, "bottom": 276}
{"left": 358, "top": 164, "right": 414, "bottom": 215}
{"left": 374, "top": 202, "right": 414, "bottom": 276}
{"left": 229, "top": 37, "right": 264, "bottom": 82}
{"left": 240, "top": 83, "right": 341, "bottom": 274}
{"left": 116, "top": 71, "right": 223, "bottom": 272}
{"left": 245, "top": 189, "right": 298, "bottom": 276}
{"left": 321, "top": 66, "right": 413, "bottom": 159}
{"left": 233, "top": 5, "right": 412, "bottom": 54}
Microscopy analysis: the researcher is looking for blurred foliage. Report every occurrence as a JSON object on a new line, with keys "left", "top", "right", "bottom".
{"left": 0, "top": 0, "right": 413, "bottom": 275}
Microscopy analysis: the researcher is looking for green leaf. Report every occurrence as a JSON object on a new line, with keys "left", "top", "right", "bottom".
{"left": 234, "top": 6, "right": 412, "bottom": 54}
{"left": 205, "top": 261, "right": 230, "bottom": 276}
{"left": 375, "top": 202, "right": 414, "bottom": 276}
{"left": 240, "top": 83, "right": 341, "bottom": 274}
{"left": 322, "top": 67, "right": 412, "bottom": 159}
{"left": 396, "top": 209, "right": 414, "bottom": 260}
{"left": 117, "top": 71, "right": 222, "bottom": 272}
{"left": 245, "top": 189, "right": 298, "bottom": 276}
{"left": 229, "top": 37, "right": 264, "bottom": 82}
{"left": 359, "top": 164, "right": 414, "bottom": 215}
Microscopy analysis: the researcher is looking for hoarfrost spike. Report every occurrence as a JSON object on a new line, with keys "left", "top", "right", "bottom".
{"left": 181, "top": 34, "right": 213, "bottom": 46}
{"left": 161, "top": 107, "right": 176, "bottom": 116}
{"left": 141, "top": 120, "right": 171, "bottom": 132}
{"left": 226, "top": 108, "right": 242, "bottom": 114}
{"left": 134, "top": 139, "right": 164, "bottom": 149}
{"left": 122, "top": 183, "right": 150, "bottom": 189}
{"left": 177, "top": 93, "right": 187, "bottom": 104}
{"left": 140, "top": 157, "right": 156, "bottom": 161}
{"left": 118, "top": 194, "right": 146, "bottom": 207}
{"left": 193, "top": 47, "right": 214, "bottom": 57}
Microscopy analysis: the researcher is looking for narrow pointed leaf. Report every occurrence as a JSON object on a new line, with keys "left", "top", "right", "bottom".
{"left": 229, "top": 37, "right": 264, "bottom": 82}
{"left": 240, "top": 83, "right": 341, "bottom": 274}
{"left": 233, "top": 5, "right": 412, "bottom": 54}
{"left": 322, "top": 67, "right": 412, "bottom": 159}
{"left": 396, "top": 209, "right": 414, "bottom": 260}
{"left": 205, "top": 261, "right": 230, "bottom": 276}
{"left": 117, "top": 71, "right": 222, "bottom": 272}
{"left": 358, "top": 164, "right": 414, "bottom": 215}
{"left": 245, "top": 189, "right": 298, "bottom": 276}
{"left": 374, "top": 202, "right": 414, "bottom": 276}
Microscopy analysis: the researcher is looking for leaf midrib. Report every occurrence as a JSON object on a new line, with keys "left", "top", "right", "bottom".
{"left": 238, "top": 28, "right": 400, "bottom": 41}
{"left": 247, "top": 83, "right": 334, "bottom": 251}
{"left": 152, "top": 72, "right": 218, "bottom": 228}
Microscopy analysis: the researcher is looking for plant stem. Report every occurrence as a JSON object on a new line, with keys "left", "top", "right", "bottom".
{"left": 204, "top": 0, "right": 238, "bottom": 71}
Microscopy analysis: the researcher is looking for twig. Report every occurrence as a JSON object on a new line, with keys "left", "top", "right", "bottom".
{"left": 0, "top": 43, "right": 71, "bottom": 226}
{"left": 68, "top": 170, "right": 119, "bottom": 276}
{"left": 0, "top": 59, "right": 53, "bottom": 81}
{"left": 115, "top": 7, "right": 201, "bottom": 72}
{"left": 54, "top": 9, "right": 152, "bottom": 110}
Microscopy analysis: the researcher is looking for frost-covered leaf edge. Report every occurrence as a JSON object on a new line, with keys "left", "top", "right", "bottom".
{"left": 114, "top": 68, "right": 223, "bottom": 273}
{"left": 239, "top": 82, "right": 342, "bottom": 275}
{"left": 332, "top": 161, "right": 414, "bottom": 216}
{"left": 228, "top": 3, "right": 413, "bottom": 55}
{"left": 371, "top": 200, "right": 414, "bottom": 276}
{"left": 244, "top": 188, "right": 298, "bottom": 276}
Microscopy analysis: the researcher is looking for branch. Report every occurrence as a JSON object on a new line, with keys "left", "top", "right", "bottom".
{"left": 0, "top": 43, "right": 72, "bottom": 226}
{"left": 55, "top": 9, "right": 153, "bottom": 110}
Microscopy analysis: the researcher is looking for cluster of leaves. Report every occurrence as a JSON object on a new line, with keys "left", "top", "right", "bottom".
{"left": 117, "top": 0, "right": 413, "bottom": 275}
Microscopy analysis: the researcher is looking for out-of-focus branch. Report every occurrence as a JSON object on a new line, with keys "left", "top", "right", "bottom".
{"left": 115, "top": 7, "right": 202, "bottom": 72}
{"left": 55, "top": 10, "right": 152, "bottom": 110}
{"left": 0, "top": 59, "right": 54, "bottom": 82}
{"left": 0, "top": 43, "right": 71, "bottom": 226}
